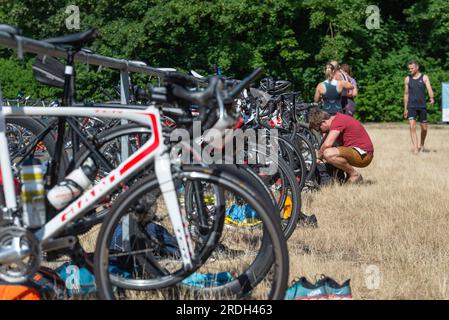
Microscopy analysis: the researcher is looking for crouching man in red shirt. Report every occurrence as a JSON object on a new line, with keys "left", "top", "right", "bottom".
{"left": 308, "top": 108, "right": 374, "bottom": 183}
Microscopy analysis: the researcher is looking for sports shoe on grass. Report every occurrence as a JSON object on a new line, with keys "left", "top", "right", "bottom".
{"left": 285, "top": 277, "right": 327, "bottom": 300}
{"left": 324, "top": 278, "right": 352, "bottom": 300}
{"left": 285, "top": 275, "right": 352, "bottom": 300}
{"left": 181, "top": 272, "right": 234, "bottom": 288}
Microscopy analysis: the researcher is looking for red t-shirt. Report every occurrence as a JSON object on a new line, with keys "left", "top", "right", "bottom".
{"left": 330, "top": 113, "right": 374, "bottom": 154}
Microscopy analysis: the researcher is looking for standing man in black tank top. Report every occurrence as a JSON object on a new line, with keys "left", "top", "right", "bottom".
{"left": 404, "top": 60, "right": 434, "bottom": 154}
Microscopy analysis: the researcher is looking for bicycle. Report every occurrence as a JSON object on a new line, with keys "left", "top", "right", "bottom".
{"left": 0, "top": 25, "right": 289, "bottom": 299}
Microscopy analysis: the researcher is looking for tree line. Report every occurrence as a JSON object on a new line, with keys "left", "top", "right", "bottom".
{"left": 0, "top": 0, "right": 448, "bottom": 122}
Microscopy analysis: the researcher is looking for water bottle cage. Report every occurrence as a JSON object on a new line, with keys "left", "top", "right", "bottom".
{"left": 56, "top": 179, "right": 85, "bottom": 201}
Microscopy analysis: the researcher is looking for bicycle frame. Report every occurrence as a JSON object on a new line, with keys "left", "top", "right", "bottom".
{"left": 0, "top": 105, "right": 195, "bottom": 268}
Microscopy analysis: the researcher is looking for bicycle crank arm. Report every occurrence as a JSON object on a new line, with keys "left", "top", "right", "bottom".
{"left": 0, "top": 246, "right": 31, "bottom": 264}
{"left": 41, "top": 236, "right": 77, "bottom": 252}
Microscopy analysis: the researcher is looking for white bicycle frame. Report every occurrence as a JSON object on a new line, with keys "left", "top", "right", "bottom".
{"left": 0, "top": 105, "right": 195, "bottom": 268}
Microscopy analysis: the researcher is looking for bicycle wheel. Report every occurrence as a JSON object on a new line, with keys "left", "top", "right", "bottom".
{"left": 290, "top": 132, "right": 317, "bottom": 182}
{"left": 225, "top": 141, "right": 302, "bottom": 239}
{"left": 6, "top": 117, "right": 68, "bottom": 180}
{"left": 179, "top": 166, "right": 289, "bottom": 299}
{"left": 94, "top": 166, "right": 289, "bottom": 300}
{"left": 219, "top": 141, "right": 301, "bottom": 239}
{"left": 277, "top": 136, "right": 307, "bottom": 192}
{"left": 297, "top": 123, "right": 321, "bottom": 150}
{"left": 246, "top": 155, "right": 301, "bottom": 240}
{"left": 67, "top": 124, "right": 153, "bottom": 236}
{"left": 75, "top": 123, "right": 153, "bottom": 176}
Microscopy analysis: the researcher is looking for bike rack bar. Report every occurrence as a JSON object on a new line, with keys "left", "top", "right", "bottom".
{"left": 0, "top": 31, "right": 207, "bottom": 88}
{"left": 0, "top": 31, "right": 167, "bottom": 78}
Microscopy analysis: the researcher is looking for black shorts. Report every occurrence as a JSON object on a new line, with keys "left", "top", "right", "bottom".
{"left": 407, "top": 108, "right": 427, "bottom": 123}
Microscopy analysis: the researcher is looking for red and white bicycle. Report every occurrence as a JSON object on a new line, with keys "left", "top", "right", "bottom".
{"left": 0, "top": 25, "right": 289, "bottom": 300}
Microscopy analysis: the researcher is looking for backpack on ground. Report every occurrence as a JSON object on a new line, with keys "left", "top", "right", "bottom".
{"left": 0, "top": 267, "right": 66, "bottom": 300}
{"left": 315, "top": 162, "right": 333, "bottom": 186}
{"left": 315, "top": 163, "right": 347, "bottom": 187}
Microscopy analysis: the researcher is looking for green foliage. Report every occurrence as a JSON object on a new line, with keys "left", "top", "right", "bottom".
{"left": 0, "top": 0, "right": 448, "bottom": 122}
{"left": 405, "top": 0, "right": 449, "bottom": 67}
{"left": 0, "top": 57, "right": 58, "bottom": 100}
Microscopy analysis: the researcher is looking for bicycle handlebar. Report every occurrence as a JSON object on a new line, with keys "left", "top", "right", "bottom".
{"left": 228, "top": 68, "right": 263, "bottom": 99}
{"left": 170, "top": 68, "right": 263, "bottom": 107}
{"left": 171, "top": 76, "right": 218, "bottom": 106}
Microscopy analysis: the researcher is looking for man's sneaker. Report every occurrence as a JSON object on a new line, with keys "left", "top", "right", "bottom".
{"left": 324, "top": 278, "right": 352, "bottom": 300}
{"left": 285, "top": 277, "right": 327, "bottom": 300}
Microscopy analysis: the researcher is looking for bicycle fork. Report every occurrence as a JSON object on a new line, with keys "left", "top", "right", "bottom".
{"left": 154, "top": 152, "right": 195, "bottom": 270}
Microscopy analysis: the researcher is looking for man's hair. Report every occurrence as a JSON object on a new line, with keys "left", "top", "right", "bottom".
{"left": 309, "top": 107, "right": 331, "bottom": 131}
{"left": 407, "top": 60, "right": 420, "bottom": 68}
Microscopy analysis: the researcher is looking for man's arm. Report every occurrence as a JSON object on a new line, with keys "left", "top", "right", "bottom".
{"left": 424, "top": 75, "right": 435, "bottom": 105}
{"left": 340, "top": 80, "right": 354, "bottom": 91}
{"left": 404, "top": 77, "right": 409, "bottom": 118}
{"left": 317, "top": 130, "right": 340, "bottom": 159}
{"left": 333, "top": 71, "right": 342, "bottom": 81}
{"left": 348, "top": 79, "right": 358, "bottom": 98}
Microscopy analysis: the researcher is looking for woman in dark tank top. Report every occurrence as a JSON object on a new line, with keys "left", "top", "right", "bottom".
{"left": 314, "top": 64, "right": 354, "bottom": 115}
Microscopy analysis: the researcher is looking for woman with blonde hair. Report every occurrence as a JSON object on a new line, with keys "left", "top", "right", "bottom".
{"left": 314, "top": 63, "right": 354, "bottom": 115}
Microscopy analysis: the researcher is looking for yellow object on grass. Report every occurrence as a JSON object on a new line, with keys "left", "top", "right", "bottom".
{"left": 282, "top": 195, "right": 292, "bottom": 220}
{"left": 224, "top": 216, "right": 262, "bottom": 227}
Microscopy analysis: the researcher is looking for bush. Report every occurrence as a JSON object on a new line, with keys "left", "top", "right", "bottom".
{"left": 0, "top": 57, "right": 58, "bottom": 100}
{"left": 354, "top": 49, "right": 448, "bottom": 123}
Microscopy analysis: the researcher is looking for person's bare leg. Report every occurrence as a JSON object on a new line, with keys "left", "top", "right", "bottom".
{"left": 409, "top": 119, "right": 419, "bottom": 154}
{"left": 323, "top": 148, "right": 359, "bottom": 180}
{"left": 420, "top": 122, "right": 428, "bottom": 151}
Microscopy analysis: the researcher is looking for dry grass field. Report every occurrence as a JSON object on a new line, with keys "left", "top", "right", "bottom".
{"left": 58, "top": 123, "right": 449, "bottom": 300}
{"left": 290, "top": 122, "right": 449, "bottom": 300}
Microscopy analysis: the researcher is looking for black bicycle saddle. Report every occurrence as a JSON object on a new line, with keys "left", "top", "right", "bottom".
{"left": 44, "top": 28, "right": 98, "bottom": 49}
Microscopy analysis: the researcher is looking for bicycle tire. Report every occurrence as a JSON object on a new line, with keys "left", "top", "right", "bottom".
{"left": 6, "top": 117, "right": 68, "bottom": 180}
{"left": 289, "top": 132, "right": 317, "bottom": 182}
{"left": 94, "top": 166, "right": 289, "bottom": 300}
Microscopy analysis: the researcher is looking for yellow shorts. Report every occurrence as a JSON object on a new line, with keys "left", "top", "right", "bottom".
{"left": 337, "top": 147, "right": 373, "bottom": 168}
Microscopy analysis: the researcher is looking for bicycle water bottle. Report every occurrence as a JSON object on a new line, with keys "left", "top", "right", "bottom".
{"left": 47, "top": 158, "right": 98, "bottom": 210}
{"left": 20, "top": 157, "right": 46, "bottom": 228}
